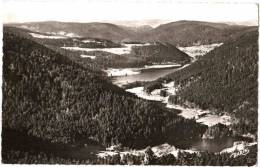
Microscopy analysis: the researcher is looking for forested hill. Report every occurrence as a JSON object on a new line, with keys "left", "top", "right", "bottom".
{"left": 8, "top": 21, "right": 135, "bottom": 41}
{"left": 130, "top": 43, "right": 191, "bottom": 65}
{"left": 2, "top": 27, "right": 205, "bottom": 150}
{"left": 164, "top": 28, "right": 258, "bottom": 135}
{"left": 136, "top": 20, "right": 254, "bottom": 46}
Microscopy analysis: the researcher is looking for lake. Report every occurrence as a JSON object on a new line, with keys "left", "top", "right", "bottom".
{"left": 190, "top": 137, "right": 235, "bottom": 152}
{"left": 167, "top": 135, "right": 238, "bottom": 153}
{"left": 112, "top": 67, "right": 181, "bottom": 86}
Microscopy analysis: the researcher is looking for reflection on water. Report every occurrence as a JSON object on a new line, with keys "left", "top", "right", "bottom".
{"left": 113, "top": 67, "right": 180, "bottom": 86}
{"left": 168, "top": 136, "right": 236, "bottom": 153}
{"left": 190, "top": 137, "right": 235, "bottom": 152}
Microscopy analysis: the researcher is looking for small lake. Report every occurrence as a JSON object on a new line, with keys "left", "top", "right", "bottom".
{"left": 190, "top": 137, "right": 235, "bottom": 152}
{"left": 168, "top": 136, "right": 237, "bottom": 153}
{"left": 112, "top": 67, "right": 181, "bottom": 86}
{"left": 190, "top": 136, "right": 253, "bottom": 153}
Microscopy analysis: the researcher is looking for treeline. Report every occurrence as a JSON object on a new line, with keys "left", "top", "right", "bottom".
{"left": 158, "top": 29, "right": 258, "bottom": 136}
{"left": 2, "top": 27, "right": 206, "bottom": 160}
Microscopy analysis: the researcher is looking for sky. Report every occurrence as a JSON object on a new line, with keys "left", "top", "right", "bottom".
{"left": 1, "top": 0, "right": 259, "bottom": 27}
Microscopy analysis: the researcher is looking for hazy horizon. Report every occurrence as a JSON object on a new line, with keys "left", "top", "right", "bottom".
{"left": 2, "top": 0, "right": 258, "bottom": 27}
{"left": 4, "top": 19, "right": 259, "bottom": 28}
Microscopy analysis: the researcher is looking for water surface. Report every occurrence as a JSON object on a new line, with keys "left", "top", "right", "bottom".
{"left": 190, "top": 137, "right": 235, "bottom": 152}
{"left": 113, "top": 67, "right": 180, "bottom": 86}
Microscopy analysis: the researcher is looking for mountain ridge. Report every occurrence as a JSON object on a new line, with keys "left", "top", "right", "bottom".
{"left": 7, "top": 20, "right": 255, "bottom": 46}
{"left": 137, "top": 20, "right": 255, "bottom": 46}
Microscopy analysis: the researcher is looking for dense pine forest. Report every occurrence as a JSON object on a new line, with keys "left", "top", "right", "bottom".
{"left": 130, "top": 43, "right": 191, "bottom": 64}
{"left": 2, "top": 27, "right": 206, "bottom": 163}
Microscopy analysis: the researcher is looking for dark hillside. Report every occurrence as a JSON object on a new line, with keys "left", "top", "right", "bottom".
{"left": 163, "top": 28, "right": 258, "bottom": 135}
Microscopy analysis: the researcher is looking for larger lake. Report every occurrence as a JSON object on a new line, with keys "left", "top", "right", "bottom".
{"left": 112, "top": 67, "right": 182, "bottom": 86}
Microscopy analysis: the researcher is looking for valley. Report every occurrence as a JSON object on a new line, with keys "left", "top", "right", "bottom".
{"left": 2, "top": 20, "right": 258, "bottom": 165}
{"left": 94, "top": 39, "right": 256, "bottom": 161}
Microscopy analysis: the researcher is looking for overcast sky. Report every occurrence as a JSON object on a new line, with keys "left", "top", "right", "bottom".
{"left": 2, "top": 0, "right": 259, "bottom": 26}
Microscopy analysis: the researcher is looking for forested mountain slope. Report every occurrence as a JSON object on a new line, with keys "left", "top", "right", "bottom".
{"left": 130, "top": 42, "right": 191, "bottom": 64}
{"left": 164, "top": 28, "right": 258, "bottom": 135}
{"left": 8, "top": 21, "right": 135, "bottom": 41}
{"left": 137, "top": 20, "right": 255, "bottom": 46}
{"left": 2, "top": 27, "right": 205, "bottom": 152}
{"left": 3, "top": 26, "right": 106, "bottom": 74}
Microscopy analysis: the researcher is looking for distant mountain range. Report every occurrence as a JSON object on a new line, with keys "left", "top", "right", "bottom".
{"left": 118, "top": 25, "right": 153, "bottom": 34}
{"left": 7, "top": 20, "right": 256, "bottom": 46}
{"left": 8, "top": 21, "right": 135, "bottom": 42}
{"left": 222, "top": 20, "right": 258, "bottom": 27}
{"left": 136, "top": 20, "right": 255, "bottom": 46}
